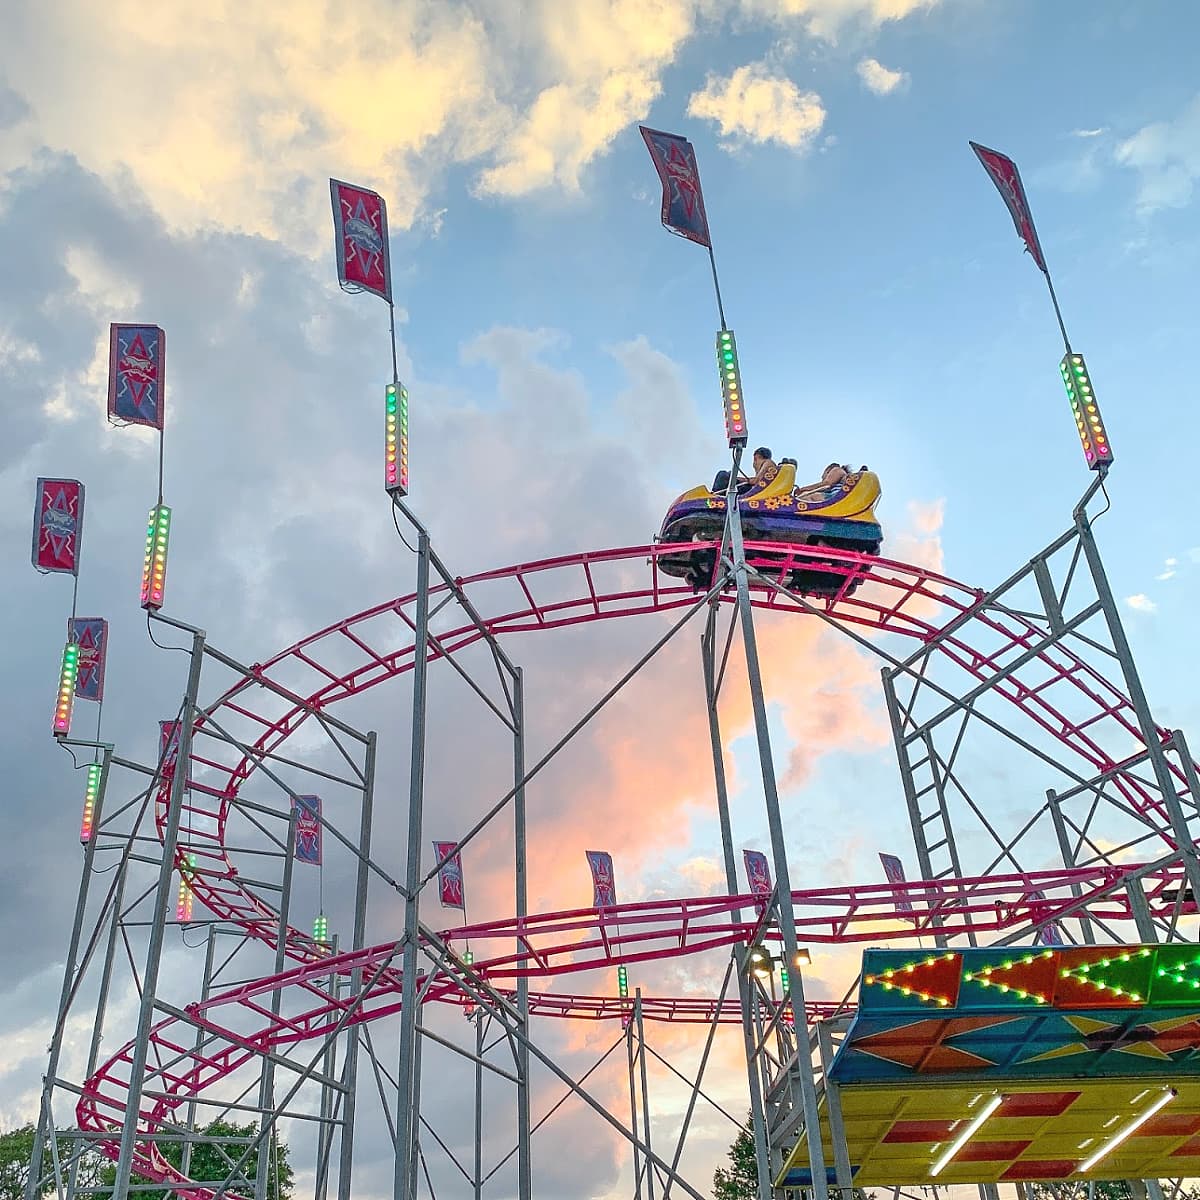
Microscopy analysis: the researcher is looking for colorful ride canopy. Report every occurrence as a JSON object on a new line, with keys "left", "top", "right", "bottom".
{"left": 782, "top": 944, "right": 1200, "bottom": 1188}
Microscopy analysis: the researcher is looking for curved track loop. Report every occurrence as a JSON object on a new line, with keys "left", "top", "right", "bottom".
{"left": 78, "top": 540, "right": 1196, "bottom": 1196}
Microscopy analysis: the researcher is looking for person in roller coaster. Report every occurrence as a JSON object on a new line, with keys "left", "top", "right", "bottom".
{"left": 793, "top": 461, "right": 851, "bottom": 502}
{"left": 711, "top": 446, "right": 778, "bottom": 495}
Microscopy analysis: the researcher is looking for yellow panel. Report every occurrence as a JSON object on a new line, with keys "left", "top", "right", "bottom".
{"left": 779, "top": 1077, "right": 1200, "bottom": 1188}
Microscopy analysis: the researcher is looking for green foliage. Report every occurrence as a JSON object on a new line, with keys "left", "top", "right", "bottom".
{"left": 0, "top": 1125, "right": 104, "bottom": 1200}
{"left": 0, "top": 1126, "right": 37, "bottom": 1200}
{"left": 96, "top": 1119, "right": 293, "bottom": 1200}
{"left": 1027, "top": 1186, "right": 1200, "bottom": 1200}
{"left": 713, "top": 1119, "right": 876, "bottom": 1200}
{"left": 713, "top": 1124, "right": 758, "bottom": 1200}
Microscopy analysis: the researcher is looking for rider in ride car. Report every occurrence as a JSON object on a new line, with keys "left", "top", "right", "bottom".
{"left": 712, "top": 447, "right": 778, "bottom": 495}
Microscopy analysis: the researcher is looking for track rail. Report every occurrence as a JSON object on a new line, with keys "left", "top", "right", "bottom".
{"left": 77, "top": 540, "right": 1196, "bottom": 1197}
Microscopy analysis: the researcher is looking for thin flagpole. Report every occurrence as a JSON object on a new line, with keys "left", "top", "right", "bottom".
{"left": 388, "top": 301, "right": 400, "bottom": 386}
{"left": 157, "top": 429, "right": 165, "bottom": 506}
{"left": 707, "top": 245, "right": 728, "bottom": 332}
{"left": 1044, "top": 271, "right": 1072, "bottom": 355}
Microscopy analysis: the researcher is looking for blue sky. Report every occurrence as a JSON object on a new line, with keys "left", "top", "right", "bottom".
{"left": 2, "top": 1, "right": 1200, "bottom": 1195}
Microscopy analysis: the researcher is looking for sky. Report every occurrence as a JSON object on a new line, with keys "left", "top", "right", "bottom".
{"left": 3, "top": 0, "right": 1200, "bottom": 1196}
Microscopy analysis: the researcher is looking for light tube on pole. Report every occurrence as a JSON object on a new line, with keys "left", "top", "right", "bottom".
{"left": 1078, "top": 1088, "right": 1176, "bottom": 1174}
{"left": 930, "top": 1093, "right": 1003, "bottom": 1177}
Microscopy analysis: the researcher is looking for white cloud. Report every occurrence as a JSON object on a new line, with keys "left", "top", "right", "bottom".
{"left": 735, "top": 0, "right": 941, "bottom": 39}
{"left": 1073, "top": 127, "right": 1107, "bottom": 138}
{"left": 1125, "top": 594, "right": 1158, "bottom": 614}
{"left": 1115, "top": 92, "right": 1200, "bottom": 213}
{"left": 856, "top": 57, "right": 908, "bottom": 95}
{"left": 687, "top": 64, "right": 825, "bottom": 152}
{"left": 1157, "top": 556, "right": 1178, "bottom": 581}
{"left": 0, "top": 0, "right": 952, "bottom": 241}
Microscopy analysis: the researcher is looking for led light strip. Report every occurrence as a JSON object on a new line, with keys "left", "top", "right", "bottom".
{"left": 1078, "top": 1088, "right": 1176, "bottom": 1173}
{"left": 80, "top": 762, "right": 101, "bottom": 843}
{"left": 930, "top": 1093, "right": 1003, "bottom": 1177}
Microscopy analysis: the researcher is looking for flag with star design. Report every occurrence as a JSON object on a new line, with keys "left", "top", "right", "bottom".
{"left": 880, "top": 852, "right": 914, "bottom": 913}
{"left": 744, "top": 849, "right": 772, "bottom": 896}
{"left": 586, "top": 849, "right": 617, "bottom": 907}
{"left": 330, "top": 178, "right": 392, "bottom": 303}
{"left": 108, "top": 324, "right": 166, "bottom": 429}
{"left": 294, "top": 795, "right": 322, "bottom": 865}
{"left": 160, "top": 720, "right": 181, "bottom": 777}
{"left": 970, "top": 141, "right": 1048, "bottom": 273}
{"left": 32, "top": 478, "right": 85, "bottom": 575}
{"left": 69, "top": 617, "right": 109, "bottom": 701}
{"left": 433, "top": 840, "right": 466, "bottom": 909}
{"left": 639, "top": 126, "right": 712, "bottom": 248}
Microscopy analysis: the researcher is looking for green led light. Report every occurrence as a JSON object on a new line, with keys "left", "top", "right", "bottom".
{"left": 617, "top": 964, "right": 629, "bottom": 998}
{"left": 141, "top": 503, "right": 172, "bottom": 610}
{"left": 715, "top": 329, "right": 747, "bottom": 446}
{"left": 80, "top": 762, "right": 101, "bottom": 842}
{"left": 1059, "top": 351, "right": 1113, "bottom": 471}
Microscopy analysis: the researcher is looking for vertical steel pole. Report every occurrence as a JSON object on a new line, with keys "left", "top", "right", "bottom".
{"left": 67, "top": 849, "right": 128, "bottom": 1200}
{"left": 395, "top": 533, "right": 431, "bottom": 1200}
{"left": 512, "top": 666, "right": 532, "bottom": 1200}
{"left": 28, "top": 746, "right": 112, "bottom": 1200}
{"left": 815, "top": 1022, "right": 852, "bottom": 1199}
{"left": 1077, "top": 513, "right": 1200, "bottom": 900}
{"left": 181, "top": 927, "right": 219, "bottom": 1181}
{"left": 1046, "top": 789, "right": 1096, "bottom": 944}
{"left": 255, "top": 813, "right": 297, "bottom": 1200}
{"left": 407, "top": 1031, "right": 424, "bottom": 1199}
{"left": 112, "top": 629, "right": 206, "bottom": 1200}
{"left": 315, "top": 937, "right": 340, "bottom": 1200}
{"left": 701, "top": 609, "right": 772, "bottom": 1200}
{"left": 635, "top": 990, "right": 655, "bottom": 1200}
{"left": 338, "top": 731, "right": 377, "bottom": 1200}
{"left": 724, "top": 496, "right": 829, "bottom": 1200}
{"left": 474, "top": 1015, "right": 484, "bottom": 1200}
{"left": 627, "top": 1014, "right": 643, "bottom": 1200}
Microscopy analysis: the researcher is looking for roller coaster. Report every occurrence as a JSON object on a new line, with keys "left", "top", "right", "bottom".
{"left": 30, "top": 489, "right": 1200, "bottom": 1199}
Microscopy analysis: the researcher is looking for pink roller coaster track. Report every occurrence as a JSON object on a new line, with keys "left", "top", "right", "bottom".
{"left": 77, "top": 540, "right": 1196, "bottom": 1197}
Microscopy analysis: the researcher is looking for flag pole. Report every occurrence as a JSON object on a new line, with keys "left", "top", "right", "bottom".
{"left": 1043, "top": 271, "right": 1072, "bottom": 355}
{"left": 388, "top": 300, "right": 400, "bottom": 387}
{"left": 707, "top": 245, "right": 728, "bottom": 332}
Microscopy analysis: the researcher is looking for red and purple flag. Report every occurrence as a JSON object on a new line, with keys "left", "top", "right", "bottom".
{"left": 586, "top": 849, "right": 617, "bottom": 907}
{"left": 743, "top": 849, "right": 772, "bottom": 896}
{"left": 970, "top": 141, "right": 1048, "bottom": 274}
{"left": 879, "top": 852, "right": 913, "bottom": 914}
{"left": 330, "top": 178, "right": 392, "bottom": 303}
{"left": 639, "top": 126, "right": 712, "bottom": 248}
{"left": 433, "top": 840, "right": 466, "bottom": 909}
{"left": 32, "top": 478, "right": 85, "bottom": 575}
{"left": 160, "top": 720, "right": 181, "bottom": 778}
{"left": 294, "top": 795, "right": 322, "bottom": 865}
{"left": 69, "top": 617, "right": 109, "bottom": 702}
{"left": 108, "top": 324, "right": 166, "bottom": 429}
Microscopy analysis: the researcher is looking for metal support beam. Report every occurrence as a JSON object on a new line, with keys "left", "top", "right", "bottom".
{"left": 111, "top": 631, "right": 206, "bottom": 1200}
{"left": 395, "top": 530, "right": 432, "bottom": 1200}
{"left": 724, "top": 482, "right": 828, "bottom": 1200}
{"left": 27, "top": 745, "right": 113, "bottom": 1200}
{"left": 513, "top": 666, "right": 532, "bottom": 1200}
{"left": 254, "top": 812, "right": 297, "bottom": 1200}
{"left": 337, "top": 731, "right": 376, "bottom": 1200}
{"left": 701, "top": 606, "right": 772, "bottom": 1200}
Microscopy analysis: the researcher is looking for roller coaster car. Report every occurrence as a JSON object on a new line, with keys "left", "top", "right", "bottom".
{"left": 657, "top": 462, "right": 883, "bottom": 594}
